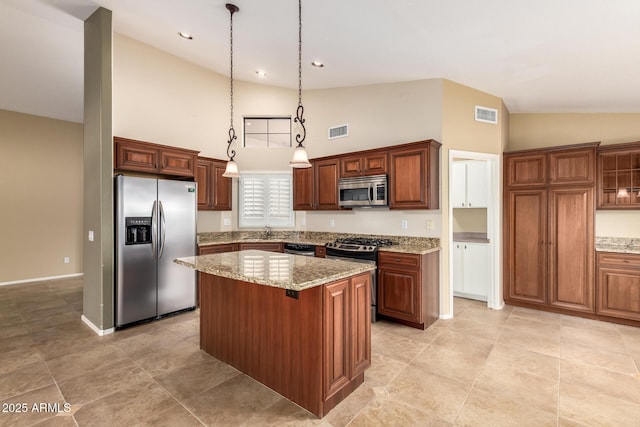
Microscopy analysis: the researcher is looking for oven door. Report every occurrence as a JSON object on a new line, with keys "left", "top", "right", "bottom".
{"left": 325, "top": 254, "right": 378, "bottom": 322}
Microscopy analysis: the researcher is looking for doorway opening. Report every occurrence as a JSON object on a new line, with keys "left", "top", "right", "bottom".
{"left": 448, "top": 150, "right": 503, "bottom": 312}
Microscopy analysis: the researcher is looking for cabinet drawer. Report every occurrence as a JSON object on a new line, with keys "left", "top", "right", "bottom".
{"left": 378, "top": 251, "right": 420, "bottom": 269}
{"left": 199, "top": 243, "right": 238, "bottom": 255}
{"left": 597, "top": 252, "right": 640, "bottom": 269}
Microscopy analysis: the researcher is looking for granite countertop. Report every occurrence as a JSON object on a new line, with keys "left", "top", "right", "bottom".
{"left": 595, "top": 237, "right": 640, "bottom": 255}
{"left": 175, "top": 250, "right": 375, "bottom": 291}
{"left": 197, "top": 231, "right": 440, "bottom": 255}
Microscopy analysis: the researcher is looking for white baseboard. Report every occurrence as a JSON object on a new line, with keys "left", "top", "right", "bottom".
{"left": 81, "top": 315, "right": 115, "bottom": 336}
{"left": 439, "top": 313, "right": 453, "bottom": 320}
{"left": 0, "top": 273, "right": 83, "bottom": 287}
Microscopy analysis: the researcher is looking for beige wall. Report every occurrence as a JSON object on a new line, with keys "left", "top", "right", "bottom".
{"left": 509, "top": 113, "right": 640, "bottom": 238}
{"left": 0, "top": 110, "right": 83, "bottom": 284}
{"left": 442, "top": 80, "right": 506, "bottom": 315}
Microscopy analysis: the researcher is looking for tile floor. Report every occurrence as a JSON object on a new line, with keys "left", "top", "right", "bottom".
{"left": 1, "top": 278, "right": 640, "bottom": 426}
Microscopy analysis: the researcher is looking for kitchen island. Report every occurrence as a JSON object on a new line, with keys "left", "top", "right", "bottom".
{"left": 175, "top": 250, "right": 374, "bottom": 418}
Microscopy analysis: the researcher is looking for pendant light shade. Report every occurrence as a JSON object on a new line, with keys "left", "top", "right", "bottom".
{"left": 222, "top": 3, "right": 241, "bottom": 178}
{"left": 290, "top": 145, "right": 311, "bottom": 168}
{"left": 290, "top": 0, "right": 312, "bottom": 169}
{"left": 223, "top": 159, "right": 239, "bottom": 177}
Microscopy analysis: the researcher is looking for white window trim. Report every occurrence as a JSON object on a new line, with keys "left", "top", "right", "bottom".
{"left": 238, "top": 172, "right": 294, "bottom": 228}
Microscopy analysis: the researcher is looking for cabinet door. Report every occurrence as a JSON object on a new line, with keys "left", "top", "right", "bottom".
{"left": 324, "top": 279, "right": 351, "bottom": 399}
{"left": 451, "top": 163, "right": 467, "bottom": 208}
{"left": 211, "top": 161, "right": 232, "bottom": 210}
{"left": 340, "top": 155, "right": 363, "bottom": 178}
{"left": 597, "top": 259, "right": 640, "bottom": 321}
{"left": 159, "top": 148, "right": 197, "bottom": 177}
{"left": 389, "top": 147, "right": 428, "bottom": 209}
{"left": 597, "top": 150, "right": 640, "bottom": 209}
{"left": 505, "top": 154, "right": 546, "bottom": 187}
{"left": 363, "top": 153, "right": 387, "bottom": 175}
{"left": 315, "top": 159, "right": 341, "bottom": 210}
{"left": 114, "top": 139, "right": 159, "bottom": 173}
{"left": 462, "top": 243, "right": 490, "bottom": 298}
{"left": 466, "top": 161, "right": 488, "bottom": 208}
{"left": 548, "top": 187, "right": 594, "bottom": 312}
{"left": 504, "top": 189, "right": 547, "bottom": 304}
{"left": 196, "top": 160, "right": 212, "bottom": 210}
{"left": 452, "top": 243, "right": 464, "bottom": 293}
{"left": 293, "top": 167, "right": 315, "bottom": 210}
{"left": 377, "top": 267, "right": 420, "bottom": 323}
{"left": 350, "top": 273, "right": 371, "bottom": 377}
{"left": 549, "top": 148, "right": 595, "bottom": 186}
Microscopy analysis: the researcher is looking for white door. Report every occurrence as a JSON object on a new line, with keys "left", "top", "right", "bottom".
{"left": 462, "top": 242, "right": 490, "bottom": 299}
{"left": 466, "top": 161, "right": 488, "bottom": 208}
{"left": 452, "top": 162, "right": 467, "bottom": 207}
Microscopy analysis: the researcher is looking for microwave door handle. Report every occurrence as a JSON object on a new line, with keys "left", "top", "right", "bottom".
{"left": 368, "top": 183, "right": 373, "bottom": 204}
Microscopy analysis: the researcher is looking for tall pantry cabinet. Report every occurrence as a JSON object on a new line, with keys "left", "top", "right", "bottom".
{"left": 503, "top": 142, "right": 598, "bottom": 314}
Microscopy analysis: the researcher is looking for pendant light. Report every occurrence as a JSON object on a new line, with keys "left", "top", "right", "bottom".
{"left": 290, "top": 0, "right": 312, "bottom": 168}
{"left": 222, "top": 3, "right": 240, "bottom": 178}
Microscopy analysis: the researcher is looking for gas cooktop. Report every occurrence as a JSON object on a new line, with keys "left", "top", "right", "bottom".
{"left": 325, "top": 237, "right": 393, "bottom": 253}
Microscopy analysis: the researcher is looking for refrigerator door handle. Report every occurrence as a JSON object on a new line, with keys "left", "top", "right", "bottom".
{"left": 158, "top": 200, "right": 166, "bottom": 258}
{"left": 151, "top": 200, "right": 158, "bottom": 257}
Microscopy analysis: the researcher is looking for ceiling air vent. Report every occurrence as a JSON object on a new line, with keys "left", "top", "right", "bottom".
{"left": 475, "top": 106, "right": 498, "bottom": 124}
{"left": 328, "top": 123, "right": 349, "bottom": 140}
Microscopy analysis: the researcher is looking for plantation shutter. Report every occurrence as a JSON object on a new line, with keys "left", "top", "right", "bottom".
{"left": 239, "top": 173, "right": 293, "bottom": 228}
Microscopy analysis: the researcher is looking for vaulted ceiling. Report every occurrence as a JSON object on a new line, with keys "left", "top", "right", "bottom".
{"left": 2, "top": 0, "right": 640, "bottom": 123}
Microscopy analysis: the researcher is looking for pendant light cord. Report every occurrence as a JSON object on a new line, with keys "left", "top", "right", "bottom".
{"left": 226, "top": 4, "right": 238, "bottom": 161}
{"left": 294, "top": 0, "right": 306, "bottom": 147}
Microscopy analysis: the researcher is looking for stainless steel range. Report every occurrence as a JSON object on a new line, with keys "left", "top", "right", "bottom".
{"left": 325, "top": 237, "right": 393, "bottom": 322}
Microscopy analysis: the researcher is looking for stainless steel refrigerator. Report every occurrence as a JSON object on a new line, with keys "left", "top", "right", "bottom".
{"left": 115, "top": 175, "right": 196, "bottom": 328}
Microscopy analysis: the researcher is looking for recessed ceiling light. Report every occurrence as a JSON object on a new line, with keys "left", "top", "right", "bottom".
{"left": 311, "top": 61, "right": 324, "bottom": 68}
{"left": 178, "top": 32, "right": 193, "bottom": 40}
{"left": 255, "top": 70, "right": 267, "bottom": 77}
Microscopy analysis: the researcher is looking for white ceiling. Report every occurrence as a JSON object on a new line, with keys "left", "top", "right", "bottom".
{"left": 2, "top": 0, "right": 640, "bottom": 123}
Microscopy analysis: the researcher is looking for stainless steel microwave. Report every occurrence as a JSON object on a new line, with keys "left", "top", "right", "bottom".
{"left": 338, "top": 174, "right": 388, "bottom": 207}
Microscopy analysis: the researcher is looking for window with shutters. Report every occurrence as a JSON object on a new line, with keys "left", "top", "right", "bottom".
{"left": 238, "top": 173, "right": 294, "bottom": 228}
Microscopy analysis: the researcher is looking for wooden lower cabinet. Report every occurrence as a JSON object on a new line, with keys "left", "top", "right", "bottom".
{"left": 377, "top": 251, "right": 439, "bottom": 329}
{"left": 199, "top": 243, "right": 239, "bottom": 255}
{"left": 238, "top": 242, "right": 283, "bottom": 252}
{"left": 597, "top": 252, "right": 640, "bottom": 321}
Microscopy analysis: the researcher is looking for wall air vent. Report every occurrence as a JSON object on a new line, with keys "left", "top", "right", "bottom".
{"left": 328, "top": 123, "right": 349, "bottom": 140}
{"left": 475, "top": 106, "right": 498, "bottom": 124}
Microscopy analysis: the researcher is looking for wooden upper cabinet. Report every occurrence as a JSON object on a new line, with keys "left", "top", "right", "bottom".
{"left": 505, "top": 153, "right": 547, "bottom": 187}
{"left": 597, "top": 141, "right": 640, "bottom": 209}
{"left": 114, "top": 136, "right": 199, "bottom": 177}
{"left": 315, "top": 158, "right": 341, "bottom": 210}
{"left": 293, "top": 166, "right": 314, "bottom": 210}
{"left": 195, "top": 157, "right": 232, "bottom": 211}
{"left": 388, "top": 140, "right": 440, "bottom": 209}
{"left": 549, "top": 147, "right": 596, "bottom": 185}
{"left": 340, "top": 152, "right": 388, "bottom": 178}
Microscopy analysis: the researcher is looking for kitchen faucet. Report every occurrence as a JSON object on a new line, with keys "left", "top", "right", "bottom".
{"left": 264, "top": 226, "right": 272, "bottom": 239}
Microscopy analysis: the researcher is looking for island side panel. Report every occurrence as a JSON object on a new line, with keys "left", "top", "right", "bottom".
{"left": 199, "top": 273, "right": 324, "bottom": 416}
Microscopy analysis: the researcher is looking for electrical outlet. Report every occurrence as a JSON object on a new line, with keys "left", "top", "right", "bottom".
{"left": 88, "top": 230, "right": 94, "bottom": 242}
{"left": 401, "top": 220, "right": 408, "bottom": 229}
{"left": 427, "top": 220, "right": 434, "bottom": 230}
{"left": 63, "top": 257, "right": 70, "bottom": 264}
{"left": 329, "top": 219, "right": 335, "bottom": 228}
{"left": 223, "top": 218, "right": 231, "bottom": 226}
{"left": 301, "top": 218, "right": 306, "bottom": 226}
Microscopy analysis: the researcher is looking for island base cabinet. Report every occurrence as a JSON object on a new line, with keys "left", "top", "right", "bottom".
{"left": 199, "top": 272, "right": 371, "bottom": 418}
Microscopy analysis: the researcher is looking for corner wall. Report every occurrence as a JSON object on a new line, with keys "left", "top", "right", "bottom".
{"left": 0, "top": 110, "right": 83, "bottom": 284}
